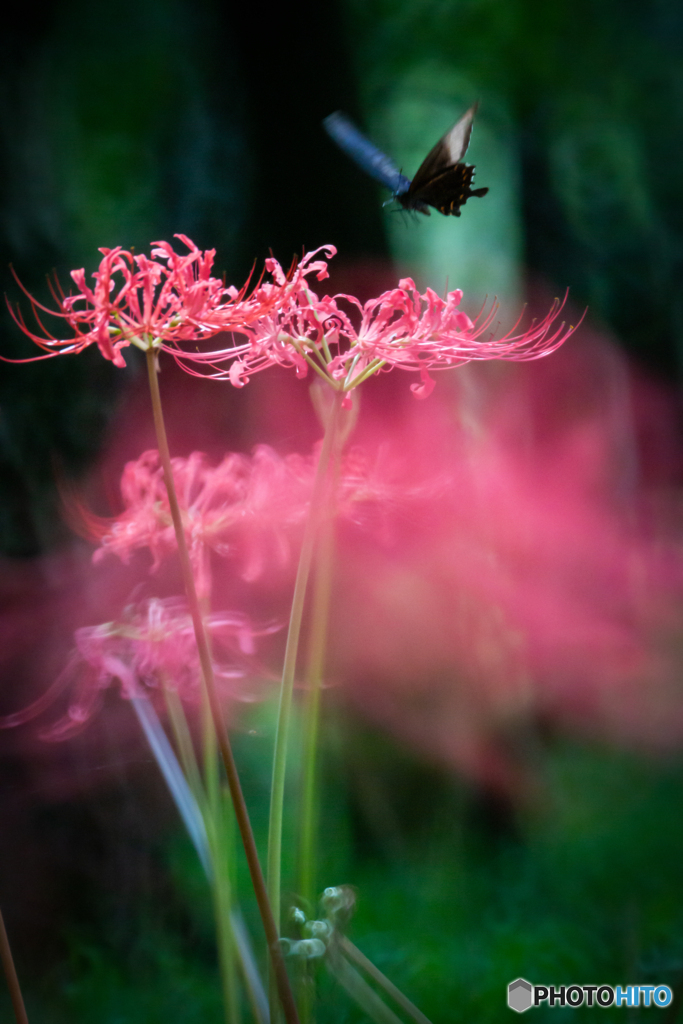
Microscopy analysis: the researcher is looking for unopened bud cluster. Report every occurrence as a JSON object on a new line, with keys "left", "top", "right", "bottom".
{"left": 282, "top": 885, "right": 356, "bottom": 960}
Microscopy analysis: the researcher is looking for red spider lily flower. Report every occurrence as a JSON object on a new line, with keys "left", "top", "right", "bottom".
{"left": 0, "top": 598, "right": 276, "bottom": 740}
{"left": 171, "top": 254, "right": 580, "bottom": 397}
{"left": 172, "top": 245, "right": 337, "bottom": 385}
{"left": 4, "top": 235, "right": 300, "bottom": 367}
{"left": 327, "top": 280, "right": 577, "bottom": 398}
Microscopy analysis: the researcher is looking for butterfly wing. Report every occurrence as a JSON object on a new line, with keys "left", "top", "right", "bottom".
{"left": 403, "top": 164, "right": 488, "bottom": 216}
{"left": 400, "top": 103, "right": 488, "bottom": 215}
{"left": 324, "top": 112, "right": 411, "bottom": 196}
{"left": 408, "top": 103, "right": 478, "bottom": 193}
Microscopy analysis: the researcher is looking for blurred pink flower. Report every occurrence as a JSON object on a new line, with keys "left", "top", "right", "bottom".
{"left": 0, "top": 598, "right": 275, "bottom": 740}
{"left": 327, "top": 334, "right": 683, "bottom": 788}
{"left": 89, "top": 447, "right": 313, "bottom": 592}
{"left": 4, "top": 235, "right": 293, "bottom": 367}
{"left": 82, "top": 440, "right": 435, "bottom": 595}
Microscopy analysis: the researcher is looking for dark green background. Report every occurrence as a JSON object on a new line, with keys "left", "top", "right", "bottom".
{"left": 1, "top": 1, "right": 683, "bottom": 1021}
{"left": 2, "top": 0, "right": 682, "bottom": 553}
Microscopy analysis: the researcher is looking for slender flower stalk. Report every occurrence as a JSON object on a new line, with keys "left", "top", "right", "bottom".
{"left": 266, "top": 391, "right": 344, "bottom": 911}
{"left": 162, "top": 682, "right": 206, "bottom": 801}
{"left": 211, "top": 793, "right": 241, "bottom": 1024}
{"left": 0, "top": 907, "right": 29, "bottom": 1024}
{"left": 145, "top": 349, "right": 300, "bottom": 1024}
{"left": 298, "top": 436, "right": 341, "bottom": 910}
{"left": 295, "top": 490, "right": 338, "bottom": 1024}
{"left": 132, "top": 693, "right": 269, "bottom": 1024}
{"left": 132, "top": 695, "right": 212, "bottom": 876}
{"left": 327, "top": 961, "right": 404, "bottom": 1024}
{"left": 298, "top": 527, "right": 334, "bottom": 910}
{"left": 266, "top": 388, "right": 347, "bottom": 1021}
{"left": 134, "top": 705, "right": 240, "bottom": 1017}
{"left": 339, "top": 937, "right": 433, "bottom": 1024}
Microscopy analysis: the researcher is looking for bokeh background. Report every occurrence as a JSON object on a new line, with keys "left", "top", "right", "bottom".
{"left": 2, "top": 0, "right": 683, "bottom": 1021}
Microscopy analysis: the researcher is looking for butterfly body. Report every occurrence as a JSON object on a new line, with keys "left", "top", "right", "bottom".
{"left": 323, "top": 104, "right": 489, "bottom": 217}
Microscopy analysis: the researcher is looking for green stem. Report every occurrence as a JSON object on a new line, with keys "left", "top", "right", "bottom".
{"left": 326, "top": 951, "right": 404, "bottom": 1024}
{"left": 339, "top": 937, "right": 434, "bottom": 1024}
{"left": 162, "top": 681, "right": 205, "bottom": 805}
{"left": 266, "top": 388, "right": 344, "bottom": 1016}
{"left": 288, "top": 339, "right": 334, "bottom": 385}
{"left": 297, "top": 518, "right": 336, "bottom": 1024}
{"left": 0, "top": 907, "right": 28, "bottom": 1024}
{"left": 298, "top": 454, "right": 339, "bottom": 908}
{"left": 156, "top": 687, "right": 268, "bottom": 1023}
{"left": 211, "top": 796, "right": 241, "bottom": 1024}
{"left": 145, "top": 348, "right": 300, "bottom": 1024}
{"left": 345, "top": 358, "right": 386, "bottom": 390}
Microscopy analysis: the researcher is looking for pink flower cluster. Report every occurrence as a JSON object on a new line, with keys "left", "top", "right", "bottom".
{"left": 6, "top": 235, "right": 293, "bottom": 367}
{"left": 90, "top": 447, "right": 313, "bottom": 592}
{"left": 86, "top": 442, "right": 432, "bottom": 596}
{"left": 6, "top": 237, "right": 578, "bottom": 396}
{"left": 178, "top": 262, "right": 575, "bottom": 399}
{"left": 0, "top": 598, "right": 275, "bottom": 739}
{"left": 328, "top": 339, "right": 683, "bottom": 787}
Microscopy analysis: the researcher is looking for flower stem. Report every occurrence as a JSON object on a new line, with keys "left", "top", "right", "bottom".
{"left": 326, "top": 950, "right": 403, "bottom": 1024}
{"left": 162, "top": 682, "right": 205, "bottom": 806}
{"left": 339, "top": 937, "right": 434, "bottom": 1024}
{"left": 143, "top": 689, "right": 268, "bottom": 1023}
{"left": 145, "top": 347, "right": 299, "bottom": 1024}
{"left": 0, "top": 907, "right": 28, "bottom": 1024}
{"left": 297, "top": 518, "right": 336, "bottom": 1024}
{"left": 298, "top": 455, "right": 338, "bottom": 908}
{"left": 211, "top": 797, "right": 241, "bottom": 1024}
{"left": 131, "top": 695, "right": 212, "bottom": 878}
{"left": 267, "top": 390, "right": 343, "bottom": 914}
{"left": 266, "top": 388, "right": 344, "bottom": 1017}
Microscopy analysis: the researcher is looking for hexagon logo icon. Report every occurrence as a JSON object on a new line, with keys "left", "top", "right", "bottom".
{"left": 508, "top": 978, "right": 533, "bottom": 1013}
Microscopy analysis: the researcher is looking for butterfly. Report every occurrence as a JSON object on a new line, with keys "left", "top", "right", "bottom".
{"left": 323, "top": 104, "right": 489, "bottom": 217}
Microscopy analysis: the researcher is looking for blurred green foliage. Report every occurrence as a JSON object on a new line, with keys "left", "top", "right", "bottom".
{"left": 4, "top": 723, "right": 683, "bottom": 1022}
{"left": 344, "top": 0, "right": 683, "bottom": 376}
